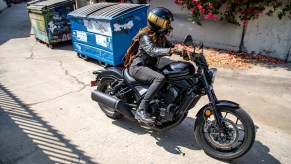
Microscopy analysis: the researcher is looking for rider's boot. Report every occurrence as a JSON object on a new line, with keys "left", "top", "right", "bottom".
{"left": 135, "top": 100, "right": 155, "bottom": 124}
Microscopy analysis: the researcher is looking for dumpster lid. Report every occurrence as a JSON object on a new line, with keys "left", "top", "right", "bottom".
{"left": 27, "top": 0, "right": 74, "bottom": 10}
{"left": 26, "top": 0, "right": 45, "bottom": 6}
{"left": 67, "top": 3, "right": 117, "bottom": 18}
{"left": 89, "top": 3, "right": 146, "bottom": 20}
{"left": 68, "top": 3, "right": 149, "bottom": 20}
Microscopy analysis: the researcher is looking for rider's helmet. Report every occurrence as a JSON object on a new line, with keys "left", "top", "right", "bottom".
{"left": 147, "top": 7, "right": 174, "bottom": 35}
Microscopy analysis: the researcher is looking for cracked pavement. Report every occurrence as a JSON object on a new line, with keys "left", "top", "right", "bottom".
{"left": 26, "top": 40, "right": 37, "bottom": 60}
{"left": 1, "top": 3, "right": 291, "bottom": 164}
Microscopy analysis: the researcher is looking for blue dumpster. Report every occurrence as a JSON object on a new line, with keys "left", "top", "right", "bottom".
{"left": 68, "top": 3, "right": 150, "bottom": 66}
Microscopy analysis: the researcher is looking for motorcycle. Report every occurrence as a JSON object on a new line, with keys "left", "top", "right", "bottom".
{"left": 90, "top": 35, "right": 255, "bottom": 160}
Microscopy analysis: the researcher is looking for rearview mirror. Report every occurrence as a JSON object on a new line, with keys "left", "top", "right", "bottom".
{"left": 184, "top": 35, "right": 193, "bottom": 46}
{"left": 198, "top": 42, "right": 203, "bottom": 49}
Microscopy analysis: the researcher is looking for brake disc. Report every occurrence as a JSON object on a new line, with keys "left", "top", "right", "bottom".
{"left": 205, "top": 118, "right": 240, "bottom": 149}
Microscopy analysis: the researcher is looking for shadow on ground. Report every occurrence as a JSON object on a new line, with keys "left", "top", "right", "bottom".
{"left": 253, "top": 62, "right": 291, "bottom": 72}
{"left": 112, "top": 117, "right": 201, "bottom": 155}
{"left": 0, "top": 83, "right": 96, "bottom": 163}
{"left": 50, "top": 41, "right": 74, "bottom": 51}
{"left": 112, "top": 116, "right": 280, "bottom": 164}
{"left": 0, "top": 3, "right": 31, "bottom": 45}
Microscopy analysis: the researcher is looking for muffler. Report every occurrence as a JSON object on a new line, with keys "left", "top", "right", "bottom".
{"left": 91, "top": 90, "right": 134, "bottom": 119}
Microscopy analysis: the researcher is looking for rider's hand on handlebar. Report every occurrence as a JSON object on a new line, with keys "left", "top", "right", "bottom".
{"left": 170, "top": 45, "right": 182, "bottom": 55}
{"left": 170, "top": 44, "right": 195, "bottom": 59}
{"left": 179, "top": 45, "right": 194, "bottom": 60}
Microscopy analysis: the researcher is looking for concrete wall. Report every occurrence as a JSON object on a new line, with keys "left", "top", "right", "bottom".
{"left": 150, "top": 0, "right": 291, "bottom": 61}
{"left": 0, "top": 0, "right": 7, "bottom": 11}
{"left": 243, "top": 11, "right": 291, "bottom": 60}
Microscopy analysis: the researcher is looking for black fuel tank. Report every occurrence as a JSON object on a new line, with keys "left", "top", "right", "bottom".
{"left": 161, "top": 61, "right": 195, "bottom": 78}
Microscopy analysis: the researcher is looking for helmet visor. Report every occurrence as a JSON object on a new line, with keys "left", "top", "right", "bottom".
{"left": 148, "top": 12, "right": 171, "bottom": 29}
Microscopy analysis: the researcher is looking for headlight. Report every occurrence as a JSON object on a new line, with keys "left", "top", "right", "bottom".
{"left": 208, "top": 68, "right": 217, "bottom": 84}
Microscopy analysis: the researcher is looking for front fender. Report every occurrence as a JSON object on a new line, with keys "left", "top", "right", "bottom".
{"left": 93, "top": 67, "right": 124, "bottom": 80}
{"left": 195, "top": 100, "right": 239, "bottom": 118}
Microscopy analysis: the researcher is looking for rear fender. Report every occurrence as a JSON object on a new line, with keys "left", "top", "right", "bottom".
{"left": 93, "top": 67, "right": 124, "bottom": 81}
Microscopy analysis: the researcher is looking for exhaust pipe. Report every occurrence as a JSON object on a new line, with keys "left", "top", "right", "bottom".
{"left": 91, "top": 90, "right": 134, "bottom": 119}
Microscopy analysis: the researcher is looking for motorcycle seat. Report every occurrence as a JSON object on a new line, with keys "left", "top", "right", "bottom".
{"left": 124, "top": 68, "right": 140, "bottom": 85}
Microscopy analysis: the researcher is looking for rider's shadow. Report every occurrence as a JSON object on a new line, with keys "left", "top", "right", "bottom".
{"left": 112, "top": 117, "right": 201, "bottom": 155}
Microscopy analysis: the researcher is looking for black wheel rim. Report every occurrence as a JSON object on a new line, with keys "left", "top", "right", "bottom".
{"left": 201, "top": 109, "right": 248, "bottom": 153}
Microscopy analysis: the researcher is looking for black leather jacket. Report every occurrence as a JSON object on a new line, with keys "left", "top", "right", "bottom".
{"left": 131, "top": 33, "right": 173, "bottom": 69}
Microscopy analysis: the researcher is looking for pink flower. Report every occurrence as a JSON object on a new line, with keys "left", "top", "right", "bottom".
{"left": 205, "top": 13, "right": 212, "bottom": 19}
{"left": 190, "top": 7, "right": 195, "bottom": 12}
{"left": 212, "top": 15, "right": 218, "bottom": 20}
{"left": 254, "top": 10, "right": 263, "bottom": 14}
{"left": 174, "top": 0, "right": 178, "bottom": 4}
{"left": 196, "top": 1, "right": 202, "bottom": 7}
{"left": 183, "top": 3, "right": 187, "bottom": 8}
{"left": 199, "top": 8, "right": 205, "bottom": 13}
{"left": 243, "top": 20, "right": 248, "bottom": 25}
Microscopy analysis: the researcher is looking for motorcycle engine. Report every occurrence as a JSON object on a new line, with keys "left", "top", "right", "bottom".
{"left": 151, "top": 85, "right": 180, "bottom": 121}
{"left": 164, "top": 85, "right": 179, "bottom": 103}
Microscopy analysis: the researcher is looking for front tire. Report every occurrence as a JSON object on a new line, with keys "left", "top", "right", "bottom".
{"left": 194, "top": 107, "right": 255, "bottom": 160}
{"left": 97, "top": 77, "right": 124, "bottom": 119}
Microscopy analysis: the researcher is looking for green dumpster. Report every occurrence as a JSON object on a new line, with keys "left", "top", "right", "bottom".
{"left": 27, "top": 0, "right": 75, "bottom": 48}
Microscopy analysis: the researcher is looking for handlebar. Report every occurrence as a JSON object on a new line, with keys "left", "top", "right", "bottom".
{"left": 174, "top": 43, "right": 208, "bottom": 70}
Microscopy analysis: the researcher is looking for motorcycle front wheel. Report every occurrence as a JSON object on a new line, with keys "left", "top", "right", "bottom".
{"left": 194, "top": 106, "right": 255, "bottom": 160}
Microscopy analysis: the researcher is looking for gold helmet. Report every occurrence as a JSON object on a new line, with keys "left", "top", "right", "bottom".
{"left": 148, "top": 7, "right": 174, "bottom": 35}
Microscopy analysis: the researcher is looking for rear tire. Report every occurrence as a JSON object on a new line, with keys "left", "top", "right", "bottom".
{"left": 194, "top": 107, "right": 255, "bottom": 160}
{"left": 97, "top": 77, "right": 124, "bottom": 119}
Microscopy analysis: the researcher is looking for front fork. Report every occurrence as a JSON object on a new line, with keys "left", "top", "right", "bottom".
{"left": 201, "top": 73, "right": 224, "bottom": 130}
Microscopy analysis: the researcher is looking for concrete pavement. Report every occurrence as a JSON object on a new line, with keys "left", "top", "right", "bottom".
{"left": 0, "top": 3, "right": 291, "bottom": 164}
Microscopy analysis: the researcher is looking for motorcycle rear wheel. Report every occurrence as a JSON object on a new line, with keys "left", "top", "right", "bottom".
{"left": 97, "top": 77, "right": 124, "bottom": 119}
{"left": 194, "top": 107, "right": 255, "bottom": 160}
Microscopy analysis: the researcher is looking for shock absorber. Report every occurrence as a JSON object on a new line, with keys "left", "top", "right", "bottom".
{"left": 112, "top": 80, "right": 124, "bottom": 94}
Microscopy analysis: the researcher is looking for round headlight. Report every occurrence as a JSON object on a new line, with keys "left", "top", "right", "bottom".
{"left": 208, "top": 68, "right": 217, "bottom": 84}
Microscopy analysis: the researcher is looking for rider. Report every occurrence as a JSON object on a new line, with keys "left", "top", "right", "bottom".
{"left": 127, "top": 7, "right": 179, "bottom": 123}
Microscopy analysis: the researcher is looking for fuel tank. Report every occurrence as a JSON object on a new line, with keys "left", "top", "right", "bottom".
{"left": 161, "top": 61, "right": 195, "bottom": 78}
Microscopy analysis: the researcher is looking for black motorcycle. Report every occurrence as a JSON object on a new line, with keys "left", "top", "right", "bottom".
{"left": 91, "top": 35, "right": 255, "bottom": 160}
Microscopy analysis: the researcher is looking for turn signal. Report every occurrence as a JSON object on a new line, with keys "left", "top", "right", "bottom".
{"left": 204, "top": 109, "right": 212, "bottom": 117}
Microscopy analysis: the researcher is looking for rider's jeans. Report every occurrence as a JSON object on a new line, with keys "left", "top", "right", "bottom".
{"left": 129, "top": 65, "right": 166, "bottom": 110}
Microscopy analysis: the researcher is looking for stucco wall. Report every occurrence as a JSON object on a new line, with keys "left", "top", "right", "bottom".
{"left": 150, "top": 0, "right": 291, "bottom": 61}
{"left": 0, "top": 0, "right": 7, "bottom": 11}
{"left": 243, "top": 11, "right": 291, "bottom": 60}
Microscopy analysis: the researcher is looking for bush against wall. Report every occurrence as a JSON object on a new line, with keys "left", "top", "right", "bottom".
{"left": 174, "top": 0, "right": 291, "bottom": 25}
